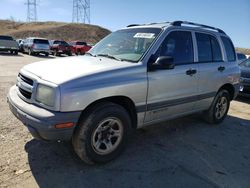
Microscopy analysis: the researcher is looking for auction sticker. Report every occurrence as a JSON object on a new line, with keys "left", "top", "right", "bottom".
{"left": 133, "top": 33, "right": 155, "bottom": 39}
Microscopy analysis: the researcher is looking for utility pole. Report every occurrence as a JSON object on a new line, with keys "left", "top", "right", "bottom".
{"left": 26, "top": 0, "right": 37, "bottom": 22}
{"left": 72, "top": 0, "right": 90, "bottom": 24}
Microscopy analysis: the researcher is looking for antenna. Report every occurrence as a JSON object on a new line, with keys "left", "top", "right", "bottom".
{"left": 72, "top": 0, "right": 90, "bottom": 24}
{"left": 26, "top": 0, "right": 37, "bottom": 22}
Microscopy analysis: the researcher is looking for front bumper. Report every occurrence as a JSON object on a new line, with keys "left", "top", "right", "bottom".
{"left": 7, "top": 86, "right": 81, "bottom": 141}
{"left": 239, "top": 77, "right": 250, "bottom": 97}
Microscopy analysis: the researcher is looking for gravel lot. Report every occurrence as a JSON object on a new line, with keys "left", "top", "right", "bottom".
{"left": 0, "top": 52, "right": 250, "bottom": 188}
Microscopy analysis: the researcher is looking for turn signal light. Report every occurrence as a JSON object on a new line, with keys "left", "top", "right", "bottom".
{"left": 55, "top": 122, "right": 74, "bottom": 129}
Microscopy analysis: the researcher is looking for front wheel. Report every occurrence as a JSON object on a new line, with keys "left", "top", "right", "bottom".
{"left": 204, "top": 89, "right": 230, "bottom": 124}
{"left": 72, "top": 102, "right": 131, "bottom": 164}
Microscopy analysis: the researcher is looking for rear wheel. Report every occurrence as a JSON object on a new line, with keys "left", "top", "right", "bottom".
{"left": 14, "top": 50, "right": 18, "bottom": 55}
{"left": 204, "top": 89, "right": 230, "bottom": 124}
{"left": 72, "top": 102, "right": 131, "bottom": 164}
{"left": 28, "top": 48, "right": 32, "bottom": 56}
{"left": 76, "top": 50, "right": 81, "bottom": 56}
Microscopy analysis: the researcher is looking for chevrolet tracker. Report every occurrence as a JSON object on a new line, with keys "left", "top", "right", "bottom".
{"left": 7, "top": 21, "right": 240, "bottom": 164}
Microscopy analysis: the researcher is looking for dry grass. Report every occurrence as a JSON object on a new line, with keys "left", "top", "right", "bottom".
{"left": 0, "top": 20, "right": 111, "bottom": 43}
{"left": 236, "top": 47, "right": 250, "bottom": 55}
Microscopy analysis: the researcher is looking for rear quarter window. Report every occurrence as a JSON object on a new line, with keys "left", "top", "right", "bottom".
{"left": 221, "top": 36, "right": 236, "bottom": 61}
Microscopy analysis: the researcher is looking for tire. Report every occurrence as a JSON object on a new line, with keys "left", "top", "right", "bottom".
{"left": 28, "top": 49, "right": 32, "bottom": 56}
{"left": 68, "top": 52, "right": 72, "bottom": 56}
{"left": 204, "top": 89, "right": 230, "bottom": 124}
{"left": 76, "top": 50, "right": 80, "bottom": 56}
{"left": 45, "top": 53, "right": 49, "bottom": 57}
{"left": 14, "top": 50, "right": 18, "bottom": 55}
{"left": 72, "top": 102, "right": 131, "bottom": 164}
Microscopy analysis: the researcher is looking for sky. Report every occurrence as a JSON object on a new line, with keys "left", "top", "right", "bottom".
{"left": 0, "top": 0, "right": 250, "bottom": 48}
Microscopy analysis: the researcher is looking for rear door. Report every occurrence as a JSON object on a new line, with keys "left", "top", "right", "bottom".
{"left": 194, "top": 32, "right": 225, "bottom": 110}
{"left": 145, "top": 30, "right": 198, "bottom": 123}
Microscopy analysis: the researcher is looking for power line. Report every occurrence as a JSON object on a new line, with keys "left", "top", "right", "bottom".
{"left": 26, "top": 0, "right": 38, "bottom": 22}
{"left": 72, "top": 0, "right": 90, "bottom": 24}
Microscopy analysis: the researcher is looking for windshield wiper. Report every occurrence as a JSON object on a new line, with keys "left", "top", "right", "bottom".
{"left": 96, "top": 53, "right": 122, "bottom": 61}
{"left": 85, "top": 52, "right": 96, "bottom": 57}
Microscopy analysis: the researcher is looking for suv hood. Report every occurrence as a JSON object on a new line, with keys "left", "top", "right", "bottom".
{"left": 22, "top": 56, "right": 137, "bottom": 85}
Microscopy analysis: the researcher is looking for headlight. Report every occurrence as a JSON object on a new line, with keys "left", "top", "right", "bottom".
{"left": 36, "top": 84, "right": 55, "bottom": 107}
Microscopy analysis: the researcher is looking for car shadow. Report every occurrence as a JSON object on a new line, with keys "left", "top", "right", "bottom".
{"left": 0, "top": 52, "right": 24, "bottom": 57}
{"left": 236, "top": 96, "right": 250, "bottom": 104}
{"left": 25, "top": 115, "right": 250, "bottom": 188}
{"left": 32, "top": 54, "right": 55, "bottom": 59}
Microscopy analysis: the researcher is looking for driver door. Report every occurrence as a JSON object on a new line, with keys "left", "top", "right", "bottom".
{"left": 145, "top": 30, "right": 198, "bottom": 123}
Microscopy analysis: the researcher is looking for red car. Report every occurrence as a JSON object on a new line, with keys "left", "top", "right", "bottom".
{"left": 50, "top": 40, "right": 73, "bottom": 56}
{"left": 69, "top": 41, "right": 92, "bottom": 55}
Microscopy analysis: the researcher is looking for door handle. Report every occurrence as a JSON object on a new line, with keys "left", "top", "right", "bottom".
{"left": 186, "top": 69, "right": 197, "bottom": 76}
{"left": 218, "top": 66, "right": 225, "bottom": 72}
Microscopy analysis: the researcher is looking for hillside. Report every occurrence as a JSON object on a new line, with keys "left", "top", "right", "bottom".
{"left": 0, "top": 20, "right": 111, "bottom": 43}
{"left": 236, "top": 47, "right": 250, "bottom": 55}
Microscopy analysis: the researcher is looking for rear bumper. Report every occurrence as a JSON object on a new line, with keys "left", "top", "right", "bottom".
{"left": 32, "top": 49, "right": 50, "bottom": 53}
{"left": 0, "top": 48, "right": 18, "bottom": 51}
{"left": 7, "top": 86, "right": 81, "bottom": 141}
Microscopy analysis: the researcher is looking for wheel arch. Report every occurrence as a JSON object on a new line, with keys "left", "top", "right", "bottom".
{"left": 218, "top": 83, "right": 235, "bottom": 100}
{"left": 77, "top": 96, "right": 138, "bottom": 129}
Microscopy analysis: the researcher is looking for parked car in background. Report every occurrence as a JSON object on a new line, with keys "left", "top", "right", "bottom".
{"left": 16, "top": 39, "right": 24, "bottom": 52}
{"left": 0, "top": 35, "right": 19, "bottom": 55}
{"left": 69, "top": 41, "right": 91, "bottom": 55}
{"left": 237, "top": 52, "right": 247, "bottom": 64}
{"left": 239, "top": 58, "right": 250, "bottom": 97}
{"left": 50, "top": 40, "right": 72, "bottom": 56}
{"left": 23, "top": 37, "right": 50, "bottom": 56}
{"left": 7, "top": 21, "right": 240, "bottom": 164}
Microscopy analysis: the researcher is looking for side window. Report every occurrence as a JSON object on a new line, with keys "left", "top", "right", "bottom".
{"left": 221, "top": 36, "right": 236, "bottom": 61}
{"left": 196, "top": 33, "right": 223, "bottom": 62}
{"left": 210, "top": 37, "right": 222, "bottom": 62}
{"left": 158, "top": 31, "right": 194, "bottom": 64}
{"left": 196, "top": 33, "right": 212, "bottom": 62}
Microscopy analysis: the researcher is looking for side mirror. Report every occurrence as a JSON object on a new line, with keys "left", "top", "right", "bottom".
{"left": 149, "top": 56, "right": 175, "bottom": 71}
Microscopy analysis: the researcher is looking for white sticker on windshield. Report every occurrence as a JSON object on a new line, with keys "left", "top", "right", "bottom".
{"left": 133, "top": 33, "right": 155, "bottom": 39}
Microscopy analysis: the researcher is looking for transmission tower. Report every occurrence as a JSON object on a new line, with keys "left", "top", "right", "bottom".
{"left": 26, "top": 0, "right": 37, "bottom": 22}
{"left": 72, "top": 0, "right": 90, "bottom": 24}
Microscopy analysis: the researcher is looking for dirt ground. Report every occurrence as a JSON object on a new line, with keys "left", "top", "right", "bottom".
{"left": 0, "top": 52, "right": 250, "bottom": 188}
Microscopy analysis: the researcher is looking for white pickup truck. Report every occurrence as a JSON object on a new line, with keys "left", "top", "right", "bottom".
{"left": 0, "top": 35, "right": 19, "bottom": 55}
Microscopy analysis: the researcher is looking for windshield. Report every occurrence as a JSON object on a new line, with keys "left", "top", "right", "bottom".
{"left": 240, "top": 58, "right": 250, "bottom": 68}
{"left": 89, "top": 28, "right": 162, "bottom": 62}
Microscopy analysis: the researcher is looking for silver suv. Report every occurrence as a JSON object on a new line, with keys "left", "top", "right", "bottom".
{"left": 7, "top": 21, "right": 240, "bottom": 164}
{"left": 23, "top": 37, "right": 50, "bottom": 56}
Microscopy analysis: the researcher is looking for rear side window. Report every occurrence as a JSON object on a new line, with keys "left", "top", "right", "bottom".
{"left": 221, "top": 36, "right": 236, "bottom": 61}
{"left": 158, "top": 31, "right": 194, "bottom": 64}
{"left": 210, "top": 37, "right": 223, "bottom": 62}
{"left": 196, "top": 33, "right": 222, "bottom": 62}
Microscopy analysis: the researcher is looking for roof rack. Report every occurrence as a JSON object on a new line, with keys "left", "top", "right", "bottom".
{"left": 127, "top": 22, "right": 171, "bottom": 28}
{"left": 170, "top": 21, "right": 226, "bottom": 34}
{"left": 127, "top": 24, "right": 141, "bottom": 27}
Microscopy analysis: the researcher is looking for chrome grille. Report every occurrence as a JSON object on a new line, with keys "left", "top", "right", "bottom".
{"left": 17, "top": 73, "right": 34, "bottom": 99}
{"left": 18, "top": 73, "right": 34, "bottom": 85}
